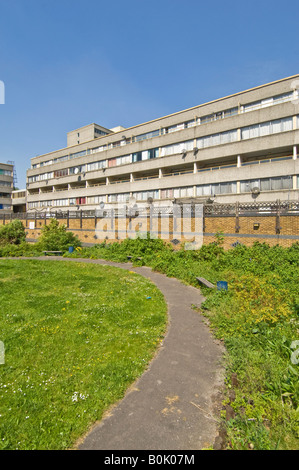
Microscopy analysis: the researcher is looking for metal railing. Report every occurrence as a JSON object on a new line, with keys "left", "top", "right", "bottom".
{"left": 1, "top": 200, "right": 298, "bottom": 222}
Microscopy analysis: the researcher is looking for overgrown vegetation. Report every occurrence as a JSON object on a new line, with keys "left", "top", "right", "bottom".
{"left": 0, "top": 219, "right": 81, "bottom": 257}
{"left": 38, "top": 219, "right": 81, "bottom": 252}
{"left": 0, "top": 221, "right": 298, "bottom": 449}
{"left": 0, "top": 220, "right": 26, "bottom": 246}
{"left": 63, "top": 234, "right": 299, "bottom": 450}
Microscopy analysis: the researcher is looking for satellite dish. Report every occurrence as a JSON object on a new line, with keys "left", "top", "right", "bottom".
{"left": 252, "top": 187, "right": 260, "bottom": 194}
{"left": 74, "top": 168, "right": 79, "bottom": 174}
{"left": 129, "top": 196, "right": 136, "bottom": 205}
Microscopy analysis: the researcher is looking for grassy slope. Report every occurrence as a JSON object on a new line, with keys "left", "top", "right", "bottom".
{"left": 0, "top": 259, "right": 167, "bottom": 450}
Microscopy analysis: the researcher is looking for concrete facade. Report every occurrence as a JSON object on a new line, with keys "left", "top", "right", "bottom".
{"left": 0, "top": 163, "right": 13, "bottom": 213}
{"left": 12, "top": 189, "right": 27, "bottom": 213}
{"left": 26, "top": 75, "right": 299, "bottom": 213}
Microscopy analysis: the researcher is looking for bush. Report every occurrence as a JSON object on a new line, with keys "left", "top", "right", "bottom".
{"left": 38, "top": 219, "right": 81, "bottom": 252}
{"left": 0, "top": 220, "right": 26, "bottom": 246}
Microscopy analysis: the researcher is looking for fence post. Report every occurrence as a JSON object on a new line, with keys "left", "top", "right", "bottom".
{"left": 276, "top": 199, "right": 281, "bottom": 234}
{"left": 235, "top": 201, "right": 240, "bottom": 233}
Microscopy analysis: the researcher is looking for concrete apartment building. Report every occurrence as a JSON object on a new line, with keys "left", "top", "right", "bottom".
{"left": 12, "top": 189, "right": 27, "bottom": 213}
{"left": 26, "top": 74, "right": 299, "bottom": 213}
{"left": 0, "top": 163, "right": 13, "bottom": 213}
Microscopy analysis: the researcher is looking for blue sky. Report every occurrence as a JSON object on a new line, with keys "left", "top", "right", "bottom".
{"left": 1, "top": 0, "right": 299, "bottom": 188}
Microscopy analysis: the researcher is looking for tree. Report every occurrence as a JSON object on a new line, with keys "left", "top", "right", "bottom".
{"left": 0, "top": 219, "right": 26, "bottom": 246}
{"left": 38, "top": 219, "right": 81, "bottom": 252}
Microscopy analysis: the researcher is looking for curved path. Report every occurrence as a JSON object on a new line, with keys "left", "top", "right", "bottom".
{"left": 39, "top": 257, "right": 225, "bottom": 450}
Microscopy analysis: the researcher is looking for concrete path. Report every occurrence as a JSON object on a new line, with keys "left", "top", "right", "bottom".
{"left": 37, "top": 257, "right": 225, "bottom": 450}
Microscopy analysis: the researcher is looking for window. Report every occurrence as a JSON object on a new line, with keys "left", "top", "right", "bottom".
{"left": 54, "top": 169, "right": 68, "bottom": 178}
{"left": 107, "top": 193, "right": 130, "bottom": 203}
{"left": 53, "top": 199, "right": 68, "bottom": 206}
{"left": 132, "top": 152, "right": 142, "bottom": 163}
{"left": 87, "top": 195, "right": 106, "bottom": 204}
{"left": 0, "top": 180, "right": 12, "bottom": 187}
{"left": 40, "top": 172, "right": 54, "bottom": 180}
{"left": 87, "top": 160, "right": 106, "bottom": 171}
{"left": 179, "top": 186, "right": 193, "bottom": 198}
{"left": 69, "top": 150, "right": 86, "bottom": 160}
{"left": 0, "top": 169, "right": 12, "bottom": 176}
{"left": 116, "top": 155, "right": 131, "bottom": 166}
{"left": 167, "top": 123, "right": 185, "bottom": 133}
{"left": 160, "top": 188, "right": 173, "bottom": 198}
{"left": 54, "top": 155, "right": 68, "bottom": 163}
{"left": 197, "top": 129, "right": 237, "bottom": 148}
{"left": 133, "top": 190, "right": 159, "bottom": 201}
{"left": 160, "top": 140, "right": 193, "bottom": 157}
{"left": 148, "top": 148, "right": 159, "bottom": 159}
{"left": 95, "top": 128, "right": 108, "bottom": 136}
{"left": 135, "top": 129, "right": 160, "bottom": 141}
{"left": 241, "top": 117, "right": 293, "bottom": 140}
{"left": 108, "top": 158, "right": 117, "bottom": 168}
{"left": 132, "top": 148, "right": 159, "bottom": 162}
{"left": 28, "top": 201, "right": 39, "bottom": 209}
{"left": 196, "top": 182, "right": 237, "bottom": 196}
{"left": 69, "top": 165, "right": 86, "bottom": 175}
{"left": 40, "top": 200, "right": 52, "bottom": 207}
{"left": 76, "top": 197, "right": 86, "bottom": 205}
{"left": 240, "top": 176, "right": 292, "bottom": 192}
{"left": 243, "top": 92, "right": 293, "bottom": 112}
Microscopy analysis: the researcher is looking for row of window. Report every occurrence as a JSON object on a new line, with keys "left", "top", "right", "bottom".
{"left": 31, "top": 90, "right": 296, "bottom": 170}
{"left": 29, "top": 113, "right": 299, "bottom": 183}
{"left": 0, "top": 180, "right": 12, "bottom": 187}
{"left": 28, "top": 148, "right": 160, "bottom": 182}
{"left": 0, "top": 169, "right": 12, "bottom": 176}
{"left": 27, "top": 175, "right": 296, "bottom": 209}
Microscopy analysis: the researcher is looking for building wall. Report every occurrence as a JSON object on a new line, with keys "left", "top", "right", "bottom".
{"left": 0, "top": 163, "right": 13, "bottom": 212}
{"left": 67, "top": 123, "right": 111, "bottom": 147}
{"left": 26, "top": 74, "right": 299, "bottom": 213}
{"left": 1, "top": 211, "right": 297, "bottom": 249}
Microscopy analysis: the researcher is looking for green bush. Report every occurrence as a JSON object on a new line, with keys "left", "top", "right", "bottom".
{"left": 0, "top": 219, "right": 26, "bottom": 246}
{"left": 38, "top": 219, "right": 81, "bottom": 252}
{"left": 0, "top": 241, "right": 43, "bottom": 257}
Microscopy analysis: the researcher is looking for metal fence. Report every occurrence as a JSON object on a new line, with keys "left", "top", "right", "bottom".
{"left": 1, "top": 200, "right": 299, "bottom": 221}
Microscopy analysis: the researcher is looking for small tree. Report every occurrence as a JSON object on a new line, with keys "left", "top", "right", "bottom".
{"left": 0, "top": 219, "right": 26, "bottom": 246}
{"left": 38, "top": 219, "right": 81, "bottom": 252}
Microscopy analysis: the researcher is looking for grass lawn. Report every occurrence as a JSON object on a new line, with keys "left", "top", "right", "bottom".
{"left": 0, "top": 259, "right": 167, "bottom": 450}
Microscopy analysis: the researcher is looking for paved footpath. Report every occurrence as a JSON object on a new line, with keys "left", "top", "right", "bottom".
{"left": 39, "top": 257, "right": 225, "bottom": 450}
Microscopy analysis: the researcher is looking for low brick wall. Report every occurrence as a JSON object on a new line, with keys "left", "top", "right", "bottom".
{"left": 0, "top": 212, "right": 297, "bottom": 249}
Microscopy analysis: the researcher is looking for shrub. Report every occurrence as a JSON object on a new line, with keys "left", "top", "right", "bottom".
{"left": 38, "top": 219, "right": 81, "bottom": 252}
{"left": 0, "top": 219, "right": 26, "bottom": 246}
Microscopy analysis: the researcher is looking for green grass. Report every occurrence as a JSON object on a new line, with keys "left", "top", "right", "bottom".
{"left": 0, "top": 259, "right": 167, "bottom": 450}
{"left": 64, "top": 237, "right": 299, "bottom": 450}
{"left": 1, "top": 234, "right": 299, "bottom": 450}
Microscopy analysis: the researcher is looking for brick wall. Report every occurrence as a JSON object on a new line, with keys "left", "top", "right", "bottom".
{"left": 1, "top": 213, "right": 298, "bottom": 248}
